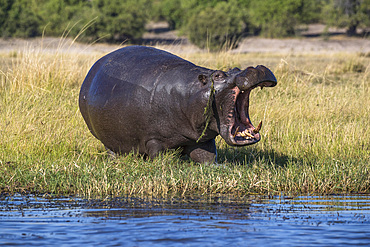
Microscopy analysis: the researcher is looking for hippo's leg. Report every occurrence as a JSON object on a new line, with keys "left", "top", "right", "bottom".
{"left": 183, "top": 139, "right": 217, "bottom": 164}
{"left": 146, "top": 139, "right": 164, "bottom": 159}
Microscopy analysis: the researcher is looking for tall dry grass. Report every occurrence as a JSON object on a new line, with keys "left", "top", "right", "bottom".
{"left": 0, "top": 40, "right": 369, "bottom": 198}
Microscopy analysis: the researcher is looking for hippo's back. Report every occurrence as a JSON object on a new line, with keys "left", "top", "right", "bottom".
{"left": 80, "top": 46, "right": 195, "bottom": 97}
{"left": 78, "top": 46, "right": 204, "bottom": 154}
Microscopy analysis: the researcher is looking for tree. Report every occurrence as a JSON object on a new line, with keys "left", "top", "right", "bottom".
{"left": 88, "top": 0, "right": 151, "bottom": 43}
{"left": 323, "top": 0, "right": 370, "bottom": 36}
{"left": 37, "top": 0, "right": 90, "bottom": 36}
{"left": 0, "top": 0, "right": 13, "bottom": 36}
{"left": 248, "top": 0, "right": 315, "bottom": 38}
{"left": 185, "top": 0, "right": 248, "bottom": 51}
{"left": 1, "top": 0, "right": 41, "bottom": 38}
{"left": 153, "top": 0, "right": 184, "bottom": 30}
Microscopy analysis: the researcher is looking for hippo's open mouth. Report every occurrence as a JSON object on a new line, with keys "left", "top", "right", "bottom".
{"left": 227, "top": 77, "right": 277, "bottom": 146}
{"left": 228, "top": 86, "right": 260, "bottom": 145}
{"left": 222, "top": 65, "right": 277, "bottom": 146}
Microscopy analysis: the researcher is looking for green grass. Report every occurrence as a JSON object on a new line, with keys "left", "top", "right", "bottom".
{"left": 0, "top": 43, "right": 369, "bottom": 198}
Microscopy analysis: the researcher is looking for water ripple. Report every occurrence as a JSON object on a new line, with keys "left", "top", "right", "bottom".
{"left": 1, "top": 194, "right": 369, "bottom": 246}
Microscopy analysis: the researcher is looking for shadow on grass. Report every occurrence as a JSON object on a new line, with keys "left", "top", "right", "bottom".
{"left": 217, "top": 146, "right": 301, "bottom": 167}
{"left": 93, "top": 143, "right": 302, "bottom": 168}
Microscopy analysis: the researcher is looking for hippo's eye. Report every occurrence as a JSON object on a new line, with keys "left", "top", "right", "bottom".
{"left": 213, "top": 71, "right": 227, "bottom": 83}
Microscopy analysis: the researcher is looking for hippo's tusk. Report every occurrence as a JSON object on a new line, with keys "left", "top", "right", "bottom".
{"left": 233, "top": 126, "right": 240, "bottom": 138}
{"left": 253, "top": 121, "right": 262, "bottom": 134}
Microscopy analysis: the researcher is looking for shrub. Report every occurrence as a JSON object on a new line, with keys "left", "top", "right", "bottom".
{"left": 248, "top": 0, "right": 317, "bottom": 38}
{"left": 0, "top": 0, "right": 41, "bottom": 38}
{"left": 322, "top": 0, "right": 370, "bottom": 36}
{"left": 185, "top": 1, "right": 246, "bottom": 51}
{"left": 153, "top": 0, "right": 184, "bottom": 30}
{"left": 87, "top": 0, "right": 151, "bottom": 43}
{"left": 37, "top": 0, "right": 90, "bottom": 37}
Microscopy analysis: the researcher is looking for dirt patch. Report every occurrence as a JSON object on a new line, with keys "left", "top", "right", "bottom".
{"left": 0, "top": 23, "right": 369, "bottom": 55}
{"left": 0, "top": 37, "right": 120, "bottom": 55}
{"left": 233, "top": 37, "right": 370, "bottom": 54}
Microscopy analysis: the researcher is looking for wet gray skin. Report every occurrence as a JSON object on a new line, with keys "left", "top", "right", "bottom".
{"left": 79, "top": 46, "right": 277, "bottom": 163}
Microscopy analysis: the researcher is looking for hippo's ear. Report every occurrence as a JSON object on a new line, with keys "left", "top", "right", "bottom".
{"left": 227, "top": 67, "right": 241, "bottom": 74}
{"left": 198, "top": 74, "right": 208, "bottom": 85}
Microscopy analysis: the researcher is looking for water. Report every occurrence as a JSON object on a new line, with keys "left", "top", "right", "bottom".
{"left": 1, "top": 194, "right": 370, "bottom": 246}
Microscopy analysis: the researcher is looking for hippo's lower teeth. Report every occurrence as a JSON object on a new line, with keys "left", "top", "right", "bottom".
{"left": 243, "top": 131, "right": 254, "bottom": 138}
{"left": 238, "top": 130, "right": 254, "bottom": 138}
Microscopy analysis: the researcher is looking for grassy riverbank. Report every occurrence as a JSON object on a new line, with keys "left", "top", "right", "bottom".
{"left": 0, "top": 41, "right": 369, "bottom": 198}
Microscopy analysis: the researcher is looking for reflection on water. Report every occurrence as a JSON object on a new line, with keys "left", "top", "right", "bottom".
{"left": 1, "top": 194, "right": 370, "bottom": 246}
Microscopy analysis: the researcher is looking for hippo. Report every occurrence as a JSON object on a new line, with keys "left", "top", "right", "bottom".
{"left": 79, "top": 46, "right": 277, "bottom": 163}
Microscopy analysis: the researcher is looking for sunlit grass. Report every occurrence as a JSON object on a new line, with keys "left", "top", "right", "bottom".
{"left": 0, "top": 40, "right": 369, "bottom": 198}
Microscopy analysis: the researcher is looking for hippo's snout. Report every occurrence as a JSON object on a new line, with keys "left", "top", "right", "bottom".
{"left": 235, "top": 65, "right": 277, "bottom": 91}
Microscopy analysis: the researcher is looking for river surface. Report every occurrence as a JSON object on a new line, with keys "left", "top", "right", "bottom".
{"left": 1, "top": 194, "right": 370, "bottom": 246}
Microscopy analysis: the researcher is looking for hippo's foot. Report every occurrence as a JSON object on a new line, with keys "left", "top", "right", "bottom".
{"left": 183, "top": 139, "right": 217, "bottom": 164}
{"left": 105, "top": 146, "right": 116, "bottom": 158}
